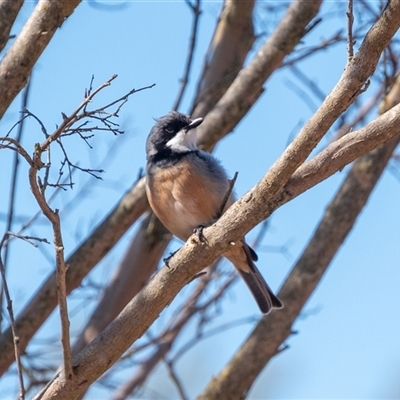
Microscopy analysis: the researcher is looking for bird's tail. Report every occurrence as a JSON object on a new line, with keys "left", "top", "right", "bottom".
{"left": 224, "top": 241, "right": 283, "bottom": 314}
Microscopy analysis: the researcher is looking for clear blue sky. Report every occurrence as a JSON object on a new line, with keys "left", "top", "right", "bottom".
{"left": 1, "top": 1, "right": 400, "bottom": 399}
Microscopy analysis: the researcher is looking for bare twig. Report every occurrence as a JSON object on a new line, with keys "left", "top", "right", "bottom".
{"left": 283, "top": 30, "right": 346, "bottom": 67}
{"left": 1, "top": 76, "right": 32, "bottom": 331}
{"left": 172, "top": 0, "right": 201, "bottom": 111}
{"left": 347, "top": 0, "right": 355, "bottom": 59}
{"left": 0, "top": 76, "right": 155, "bottom": 383}
{"left": 164, "top": 360, "right": 188, "bottom": 400}
{"left": 214, "top": 171, "right": 238, "bottom": 220}
{"left": 0, "top": 137, "right": 34, "bottom": 166}
{"left": 28, "top": 156, "right": 73, "bottom": 379}
{"left": 5, "top": 232, "right": 49, "bottom": 247}
{"left": 0, "top": 232, "right": 47, "bottom": 399}
{"left": 17, "top": 76, "right": 155, "bottom": 382}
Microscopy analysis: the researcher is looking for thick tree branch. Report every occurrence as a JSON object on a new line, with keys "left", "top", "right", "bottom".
{"left": 199, "top": 0, "right": 400, "bottom": 155}
{"left": 0, "top": 0, "right": 82, "bottom": 119}
{"left": 196, "top": 77, "right": 400, "bottom": 399}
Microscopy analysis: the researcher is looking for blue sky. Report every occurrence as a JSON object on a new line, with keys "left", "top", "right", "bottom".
{"left": 1, "top": 1, "right": 400, "bottom": 399}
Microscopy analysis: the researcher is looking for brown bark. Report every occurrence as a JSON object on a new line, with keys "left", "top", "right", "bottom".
{"left": 197, "top": 105, "right": 400, "bottom": 400}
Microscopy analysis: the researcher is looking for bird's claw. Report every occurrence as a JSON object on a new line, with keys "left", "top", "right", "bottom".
{"left": 194, "top": 225, "right": 207, "bottom": 243}
{"left": 163, "top": 249, "right": 179, "bottom": 268}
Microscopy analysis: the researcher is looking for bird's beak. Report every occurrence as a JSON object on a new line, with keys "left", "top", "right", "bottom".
{"left": 185, "top": 117, "right": 203, "bottom": 132}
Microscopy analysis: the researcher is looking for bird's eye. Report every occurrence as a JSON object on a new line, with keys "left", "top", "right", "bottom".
{"left": 165, "top": 126, "right": 174, "bottom": 134}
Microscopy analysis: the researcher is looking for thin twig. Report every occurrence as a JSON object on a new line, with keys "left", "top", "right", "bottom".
{"left": 0, "top": 137, "right": 33, "bottom": 166}
{"left": 0, "top": 232, "right": 35, "bottom": 399}
{"left": 27, "top": 156, "right": 73, "bottom": 382}
{"left": 98, "top": 82, "right": 156, "bottom": 115}
{"left": 164, "top": 360, "right": 188, "bottom": 400}
{"left": 347, "top": 0, "right": 354, "bottom": 59}
{"left": 6, "top": 232, "right": 49, "bottom": 247}
{"left": 282, "top": 30, "right": 346, "bottom": 67}
{"left": 214, "top": 171, "right": 238, "bottom": 220}
{"left": 1, "top": 76, "right": 32, "bottom": 332}
{"left": 11, "top": 75, "right": 155, "bottom": 383}
{"left": 172, "top": 0, "right": 201, "bottom": 111}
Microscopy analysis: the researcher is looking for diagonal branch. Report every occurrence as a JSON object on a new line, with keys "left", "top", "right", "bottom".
{"left": 196, "top": 75, "right": 400, "bottom": 399}
{"left": 172, "top": 0, "right": 201, "bottom": 111}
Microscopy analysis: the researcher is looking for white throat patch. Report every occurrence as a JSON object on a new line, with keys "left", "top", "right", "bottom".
{"left": 166, "top": 128, "right": 197, "bottom": 152}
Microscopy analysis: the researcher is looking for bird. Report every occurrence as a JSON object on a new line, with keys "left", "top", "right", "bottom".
{"left": 145, "top": 111, "right": 283, "bottom": 314}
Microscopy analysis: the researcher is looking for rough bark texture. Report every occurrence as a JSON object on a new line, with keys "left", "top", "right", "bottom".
{"left": 196, "top": 47, "right": 400, "bottom": 400}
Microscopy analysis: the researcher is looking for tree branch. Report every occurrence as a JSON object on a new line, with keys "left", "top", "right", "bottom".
{"left": 28, "top": 153, "right": 73, "bottom": 381}
{"left": 0, "top": 233, "right": 26, "bottom": 400}
{"left": 172, "top": 0, "right": 201, "bottom": 111}
{"left": 196, "top": 76, "right": 400, "bottom": 399}
{"left": 1, "top": 76, "right": 33, "bottom": 331}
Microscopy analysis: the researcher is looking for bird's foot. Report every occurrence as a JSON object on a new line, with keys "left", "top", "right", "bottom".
{"left": 193, "top": 225, "right": 207, "bottom": 243}
{"left": 163, "top": 249, "right": 179, "bottom": 268}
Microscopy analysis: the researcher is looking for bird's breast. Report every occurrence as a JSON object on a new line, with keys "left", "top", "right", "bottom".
{"left": 146, "top": 156, "right": 230, "bottom": 241}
